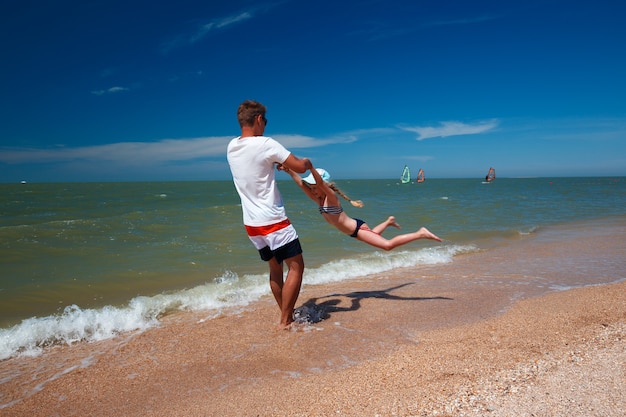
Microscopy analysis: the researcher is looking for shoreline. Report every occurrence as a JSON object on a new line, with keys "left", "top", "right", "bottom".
{"left": 3, "top": 280, "right": 624, "bottom": 416}
{"left": 1, "top": 219, "right": 625, "bottom": 416}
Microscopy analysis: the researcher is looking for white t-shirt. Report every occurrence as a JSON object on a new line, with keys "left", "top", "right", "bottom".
{"left": 227, "top": 135, "right": 292, "bottom": 226}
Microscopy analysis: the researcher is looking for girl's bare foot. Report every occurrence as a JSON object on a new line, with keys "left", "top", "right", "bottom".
{"left": 418, "top": 227, "right": 442, "bottom": 242}
{"left": 387, "top": 216, "right": 401, "bottom": 229}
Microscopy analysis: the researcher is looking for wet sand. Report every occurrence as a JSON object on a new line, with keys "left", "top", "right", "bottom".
{"left": 1, "top": 220, "right": 625, "bottom": 416}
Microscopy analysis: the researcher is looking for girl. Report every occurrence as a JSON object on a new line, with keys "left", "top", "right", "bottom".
{"left": 281, "top": 165, "right": 441, "bottom": 250}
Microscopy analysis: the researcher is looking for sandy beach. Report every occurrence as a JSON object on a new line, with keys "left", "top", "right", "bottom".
{"left": 2, "top": 220, "right": 625, "bottom": 416}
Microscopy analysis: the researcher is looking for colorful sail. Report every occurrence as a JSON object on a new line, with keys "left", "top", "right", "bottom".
{"left": 416, "top": 168, "right": 425, "bottom": 183}
{"left": 485, "top": 167, "right": 496, "bottom": 182}
{"left": 400, "top": 165, "right": 411, "bottom": 184}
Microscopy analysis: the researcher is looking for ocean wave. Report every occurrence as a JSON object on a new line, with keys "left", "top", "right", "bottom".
{"left": 0, "top": 244, "right": 474, "bottom": 361}
{"left": 518, "top": 225, "right": 539, "bottom": 235}
{"left": 304, "top": 243, "right": 473, "bottom": 285}
{"left": 0, "top": 281, "right": 269, "bottom": 361}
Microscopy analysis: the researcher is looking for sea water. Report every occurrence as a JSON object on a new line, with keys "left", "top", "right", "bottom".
{"left": 1, "top": 177, "right": 625, "bottom": 360}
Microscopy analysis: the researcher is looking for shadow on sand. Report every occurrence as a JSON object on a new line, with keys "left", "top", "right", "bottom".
{"left": 294, "top": 282, "right": 453, "bottom": 324}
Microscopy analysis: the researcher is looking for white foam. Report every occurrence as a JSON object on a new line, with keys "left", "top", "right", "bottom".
{"left": 0, "top": 244, "right": 474, "bottom": 360}
{"left": 304, "top": 244, "right": 474, "bottom": 285}
{"left": 0, "top": 278, "right": 268, "bottom": 361}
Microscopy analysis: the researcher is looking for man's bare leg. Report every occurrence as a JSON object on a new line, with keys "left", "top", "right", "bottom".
{"left": 268, "top": 258, "right": 285, "bottom": 311}
{"left": 276, "top": 254, "right": 304, "bottom": 329}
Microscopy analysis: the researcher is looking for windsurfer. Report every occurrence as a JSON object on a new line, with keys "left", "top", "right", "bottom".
{"left": 417, "top": 168, "right": 425, "bottom": 183}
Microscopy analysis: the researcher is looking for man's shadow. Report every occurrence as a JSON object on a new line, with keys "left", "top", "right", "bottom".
{"left": 293, "top": 282, "right": 452, "bottom": 324}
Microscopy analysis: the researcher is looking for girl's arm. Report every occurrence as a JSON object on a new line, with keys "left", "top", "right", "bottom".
{"left": 309, "top": 166, "right": 340, "bottom": 203}
{"left": 310, "top": 167, "right": 364, "bottom": 208}
{"left": 280, "top": 165, "right": 318, "bottom": 203}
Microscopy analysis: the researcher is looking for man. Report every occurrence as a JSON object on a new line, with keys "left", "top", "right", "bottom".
{"left": 227, "top": 100, "right": 311, "bottom": 329}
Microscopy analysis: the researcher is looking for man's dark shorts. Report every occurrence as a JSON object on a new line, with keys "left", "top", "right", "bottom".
{"left": 258, "top": 238, "right": 303, "bottom": 264}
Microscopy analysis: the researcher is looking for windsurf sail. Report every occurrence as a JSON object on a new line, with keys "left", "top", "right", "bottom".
{"left": 416, "top": 168, "right": 425, "bottom": 183}
{"left": 485, "top": 167, "right": 496, "bottom": 182}
{"left": 401, "top": 165, "right": 411, "bottom": 183}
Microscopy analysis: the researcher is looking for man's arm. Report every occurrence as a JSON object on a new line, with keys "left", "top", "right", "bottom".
{"left": 281, "top": 154, "right": 311, "bottom": 174}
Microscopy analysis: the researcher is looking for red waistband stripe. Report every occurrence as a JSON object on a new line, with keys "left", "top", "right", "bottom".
{"left": 245, "top": 218, "right": 291, "bottom": 236}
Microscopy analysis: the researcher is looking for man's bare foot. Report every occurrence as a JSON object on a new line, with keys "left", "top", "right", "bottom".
{"left": 276, "top": 320, "right": 295, "bottom": 331}
{"left": 418, "top": 227, "right": 442, "bottom": 242}
{"left": 387, "top": 216, "right": 401, "bottom": 229}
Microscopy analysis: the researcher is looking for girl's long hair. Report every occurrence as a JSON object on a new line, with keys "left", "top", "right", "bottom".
{"left": 329, "top": 183, "right": 363, "bottom": 208}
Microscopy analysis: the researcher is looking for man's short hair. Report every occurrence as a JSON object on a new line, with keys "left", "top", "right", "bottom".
{"left": 237, "top": 100, "right": 266, "bottom": 128}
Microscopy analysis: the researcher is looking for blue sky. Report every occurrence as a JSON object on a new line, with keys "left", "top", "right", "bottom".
{"left": 1, "top": 0, "right": 625, "bottom": 182}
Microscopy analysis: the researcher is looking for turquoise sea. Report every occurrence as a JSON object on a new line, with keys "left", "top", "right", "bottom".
{"left": 1, "top": 177, "right": 625, "bottom": 360}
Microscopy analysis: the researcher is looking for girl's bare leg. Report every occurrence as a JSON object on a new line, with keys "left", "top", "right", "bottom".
{"left": 371, "top": 216, "right": 401, "bottom": 235}
{"left": 357, "top": 226, "right": 441, "bottom": 251}
{"left": 413, "top": 227, "right": 442, "bottom": 242}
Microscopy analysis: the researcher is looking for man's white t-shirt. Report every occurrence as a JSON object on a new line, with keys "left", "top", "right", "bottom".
{"left": 227, "top": 135, "right": 291, "bottom": 227}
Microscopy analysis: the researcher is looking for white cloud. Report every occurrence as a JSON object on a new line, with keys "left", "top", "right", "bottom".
{"left": 425, "top": 14, "right": 502, "bottom": 28}
{"left": 401, "top": 120, "right": 498, "bottom": 140}
{"left": 161, "top": 10, "right": 255, "bottom": 53}
{"left": 0, "top": 134, "right": 340, "bottom": 166}
{"left": 405, "top": 155, "right": 434, "bottom": 162}
{"left": 190, "top": 12, "right": 252, "bottom": 43}
{"left": 216, "top": 12, "right": 253, "bottom": 29}
{"left": 91, "top": 86, "right": 129, "bottom": 96}
{"left": 274, "top": 133, "right": 357, "bottom": 148}
{"left": 0, "top": 137, "right": 231, "bottom": 165}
